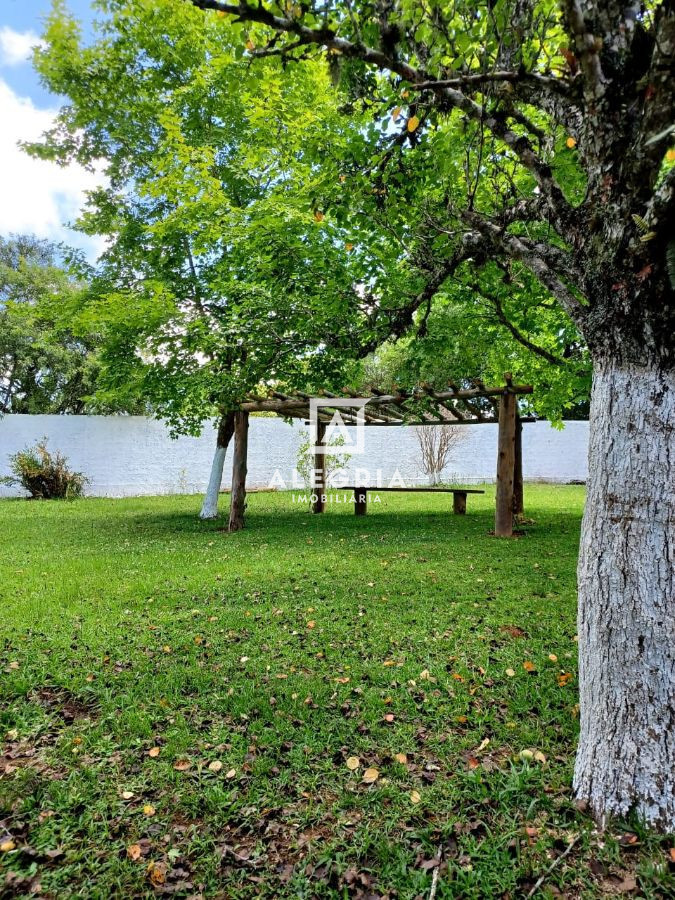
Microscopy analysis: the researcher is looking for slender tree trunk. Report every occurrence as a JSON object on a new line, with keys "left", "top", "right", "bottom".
{"left": 199, "top": 412, "right": 235, "bottom": 520}
{"left": 512, "top": 416, "right": 524, "bottom": 516}
{"left": 228, "top": 411, "right": 249, "bottom": 533}
{"left": 574, "top": 361, "right": 675, "bottom": 830}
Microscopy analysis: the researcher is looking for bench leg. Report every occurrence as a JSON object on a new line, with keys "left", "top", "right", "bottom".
{"left": 355, "top": 489, "right": 368, "bottom": 516}
{"left": 453, "top": 492, "right": 467, "bottom": 515}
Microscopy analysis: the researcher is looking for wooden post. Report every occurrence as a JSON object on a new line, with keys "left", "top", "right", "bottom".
{"left": 512, "top": 415, "right": 524, "bottom": 516}
{"left": 453, "top": 491, "right": 467, "bottom": 515}
{"left": 312, "top": 421, "right": 326, "bottom": 514}
{"left": 354, "top": 488, "right": 368, "bottom": 516}
{"left": 495, "top": 385, "right": 516, "bottom": 537}
{"left": 228, "top": 411, "right": 249, "bottom": 532}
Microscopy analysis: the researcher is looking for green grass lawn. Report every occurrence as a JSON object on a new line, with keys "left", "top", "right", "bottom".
{"left": 1, "top": 487, "right": 673, "bottom": 898}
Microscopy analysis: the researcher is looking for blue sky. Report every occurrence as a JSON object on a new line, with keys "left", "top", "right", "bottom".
{"left": 3, "top": 0, "right": 94, "bottom": 104}
{"left": 1, "top": 0, "right": 102, "bottom": 257}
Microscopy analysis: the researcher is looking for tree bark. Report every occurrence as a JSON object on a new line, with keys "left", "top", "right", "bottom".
{"left": 495, "top": 390, "right": 516, "bottom": 536}
{"left": 199, "top": 412, "right": 235, "bottom": 519}
{"left": 574, "top": 362, "right": 675, "bottom": 830}
{"left": 313, "top": 421, "right": 326, "bottom": 514}
{"left": 228, "top": 411, "right": 249, "bottom": 532}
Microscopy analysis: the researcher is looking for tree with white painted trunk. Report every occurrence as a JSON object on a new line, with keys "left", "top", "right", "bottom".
{"left": 199, "top": 412, "right": 235, "bottom": 519}
{"left": 187, "top": 0, "right": 675, "bottom": 828}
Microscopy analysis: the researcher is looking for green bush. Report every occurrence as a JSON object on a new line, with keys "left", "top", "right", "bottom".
{"left": 1, "top": 438, "right": 88, "bottom": 499}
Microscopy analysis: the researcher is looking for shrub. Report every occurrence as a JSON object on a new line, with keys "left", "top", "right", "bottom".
{"left": 1, "top": 438, "right": 88, "bottom": 499}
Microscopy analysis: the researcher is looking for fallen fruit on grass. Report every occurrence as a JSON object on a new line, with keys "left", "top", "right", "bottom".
{"left": 208, "top": 760, "right": 223, "bottom": 773}
{"left": 127, "top": 844, "right": 142, "bottom": 861}
{"left": 362, "top": 767, "right": 379, "bottom": 784}
{"left": 394, "top": 753, "right": 408, "bottom": 765}
{"left": 225, "top": 768, "right": 237, "bottom": 779}
{"left": 346, "top": 756, "right": 360, "bottom": 771}
{"left": 121, "top": 790, "right": 134, "bottom": 800}
{"left": 143, "top": 804, "right": 156, "bottom": 816}
{"left": 505, "top": 668, "right": 516, "bottom": 677}
{"left": 147, "top": 747, "right": 161, "bottom": 758}
{"left": 0, "top": 841, "right": 16, "bottom": 852}
{"left": 173, "top": 759, "right": 191, "bottom": 771}
{"left": 410, "top": 790, "right": 421, "bottom": 804}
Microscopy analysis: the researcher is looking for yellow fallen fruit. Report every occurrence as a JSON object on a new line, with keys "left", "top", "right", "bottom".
{"left": 362, "top": 767, "right": 379, "bottom": 784}
{"left": 346, "top": 756, "right": 360, "bottom": 771}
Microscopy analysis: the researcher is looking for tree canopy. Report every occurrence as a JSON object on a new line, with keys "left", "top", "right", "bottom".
{"left": 0, "top": 234, "right": 137, "bottom": 415}
{"left": 29, "top": 0, "right": 598, "bottom": 427}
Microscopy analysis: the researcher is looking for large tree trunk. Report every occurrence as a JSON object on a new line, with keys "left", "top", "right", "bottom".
{"left": 574, "top": 361, "right": 675, "bottom": 830}
{"left": 199, "top": 412, "right": 235, "bottom": 520}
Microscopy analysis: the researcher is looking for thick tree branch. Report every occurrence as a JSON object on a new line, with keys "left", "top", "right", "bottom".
{"left": 560, "top": 0, "right": 607, "bottom": 100}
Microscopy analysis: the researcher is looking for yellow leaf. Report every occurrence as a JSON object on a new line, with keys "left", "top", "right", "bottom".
{"left": 394, "top": 753, "right": 408, "bottom": 765}
{"left": 148, "top": 746, "right": 161, "bottom": 758}
{"left": 208, "top": 760, "right": 223, "bottom": 773}
{"left": 0, "top": 840, "right": 16, "bottom": 852}
{"left": 313, "top": 210, "right": 324, "bottom": 223}
{"left": 401, "top": 89, "right": 410, "bottom": 99}
{"left": 566, "top": 136, "right": 577, "bottom": 148}
{"left": 127, "top": 843, "right": 142, "bottom": 861}
{"left": 476, "top": 738, "right": 490, "bottom": 753}
{"left": 143, "top": 804, "right": 156, "bottom": 816}
{"left": 362, "top": 767, "right": 379, "bottom": 784}
{"left": 407, "top": 115, "right": 420, "bottom": 133}
{"left": 391, "top": 106, "right": 401, "bottom": 120}
{"left": 346, "top": 756, "right": 360, "bottom": 770}
{"left": 533, "top": 750, "right": 547, "bottom": 763}
{"left": 667, "top": 148, "right": 675, "bottom": 162}
{"left": 345, "top": 243, "right": 354, "bottom": 251}
{"left": 146, "top": 861, "right": 167, "bottom": 886}
{"left": 245, "top": 39, "right": 255, "bottom": 51}
{"left": 410, "top": 790, "right": 422, "bottom": 804}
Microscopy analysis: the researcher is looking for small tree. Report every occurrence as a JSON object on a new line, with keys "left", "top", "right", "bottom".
{"left": 414, "top": 425, "right": 465, "bottom": 485}
{"left": 1, "top": 439, "right": 88, "bottom": 500}
{"left": 296, "top": 429, "right": 351, "bottom": 488}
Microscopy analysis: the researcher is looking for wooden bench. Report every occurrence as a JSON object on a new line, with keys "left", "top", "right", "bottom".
{"left": 341, "top": 486, "right": 485, "bottom": 516}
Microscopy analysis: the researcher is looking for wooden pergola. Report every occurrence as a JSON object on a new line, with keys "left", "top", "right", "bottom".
{"left": 225, "top": 376, "right": 534, "bottom": 537}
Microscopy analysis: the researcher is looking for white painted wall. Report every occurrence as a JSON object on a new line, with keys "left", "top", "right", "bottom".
{"left": 0, "top": 414, "right": 588, "bottom": 498}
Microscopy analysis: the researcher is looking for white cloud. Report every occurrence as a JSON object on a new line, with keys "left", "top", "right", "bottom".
{"left": 0, "top": 78, "right": 106, "bottom": 257}
{"left": 0, "top": 27, "right": 44, "bottom": 67}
